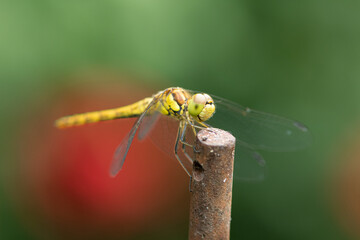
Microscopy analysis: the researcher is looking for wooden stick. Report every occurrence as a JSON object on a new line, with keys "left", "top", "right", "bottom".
{"left": 188, "top": 128, "right": 235, "bottom": 240}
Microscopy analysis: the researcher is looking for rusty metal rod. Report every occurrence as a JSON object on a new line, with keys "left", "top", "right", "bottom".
{"left": 188, "top": 128, "right": 236, "bottom": 240}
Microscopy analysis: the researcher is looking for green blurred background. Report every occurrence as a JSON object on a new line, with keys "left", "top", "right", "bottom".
{"left": 1, "top": 1, "right": 360, "bottom": 239}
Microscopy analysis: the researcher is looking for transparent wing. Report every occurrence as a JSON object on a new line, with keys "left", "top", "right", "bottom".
{"left": 142, "top": 114, "right": 195, "bottom": 173}
{"left": 110, "top": 130, "right": 134, "bottom": 177}
{"left": 197, "top": 92, "right": 312, "bottom": 151}
{"left": 138, "top": 110, "right": 162, "bottom": 141}
{"left": 234, "top": 144, "right": 265, "bottom": 181}
{"left": 109, "top": 96, "right": 159, "bottom": 177}
{"left": 203, "top": 122, "right": 265, "bottom": 181}
{"left": 143, "top": 115, "right": 179, "bottom": 158}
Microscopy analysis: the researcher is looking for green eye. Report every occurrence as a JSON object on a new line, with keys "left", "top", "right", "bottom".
{"left": 188, "top": 100, "right": 204, "bottom": 117}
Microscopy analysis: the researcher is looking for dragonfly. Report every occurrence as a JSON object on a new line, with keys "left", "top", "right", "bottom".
{"left": 55, "top": 87, "right": 311, "bottom": 181}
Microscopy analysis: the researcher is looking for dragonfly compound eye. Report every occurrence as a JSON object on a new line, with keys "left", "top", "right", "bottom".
{"left": 188, "top": 93, "right": 215, "bottom": 122}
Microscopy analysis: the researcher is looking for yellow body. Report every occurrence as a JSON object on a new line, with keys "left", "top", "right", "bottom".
{"left": 55, "top": 87, "right": 215, "bottom": 129}
{"left": 55, "top": 97, "right": 153, "bottom": 128}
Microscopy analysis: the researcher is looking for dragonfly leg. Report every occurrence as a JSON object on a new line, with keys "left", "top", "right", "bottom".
{"left": 180, "top": 141, "right": 194, "bottom": 148}
{"left": 178, "top": 123, "right": 195, "bottom": 192}
{"left": 188, "top": 119, "right": 209, "bottom": 130}
{"left": 179, "top": 122, "right": 195, "bottom": 164}
{"left": 191, "top": 120, "right": 216, "bottom": 134}
{"left": 193, "top": 145, "right": 200, "bottom": 153}
{"left": 197, "top": 121, "right": 210, "bottom": 128}
{"left": 187, "top": 120, "right": 204, "bottom": 134}
{"left": 185, "top": 123, "right": 201, "bottom": 153}
{"left": 174, "top": 123, "right": 192, "bottom": 178}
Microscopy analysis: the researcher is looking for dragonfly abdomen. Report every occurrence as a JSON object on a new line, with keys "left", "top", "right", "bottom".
{"left": 55, "top": 97, "right": 153, "bottom": 128}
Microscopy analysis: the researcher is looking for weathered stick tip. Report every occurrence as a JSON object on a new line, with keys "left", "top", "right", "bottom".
{"left": 197, "top": 128, "right": 235, "bottom": 147}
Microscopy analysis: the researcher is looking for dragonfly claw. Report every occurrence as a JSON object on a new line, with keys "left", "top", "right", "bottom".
{"left": 193, "top": 146, "right": 200, "bottom": 153}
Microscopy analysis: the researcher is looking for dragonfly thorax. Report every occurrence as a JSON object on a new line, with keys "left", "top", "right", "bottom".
{"left": 158, "top": 88, "right": 191, "bottom": 119}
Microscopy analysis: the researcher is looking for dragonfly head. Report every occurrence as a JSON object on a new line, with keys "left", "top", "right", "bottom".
{"left": 188, "top": 93, "right": 215, "bottom": 122}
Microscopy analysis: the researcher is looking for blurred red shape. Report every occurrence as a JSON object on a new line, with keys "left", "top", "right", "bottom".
{"left": 15, "top": 77, "right": 189, "bottom": 239}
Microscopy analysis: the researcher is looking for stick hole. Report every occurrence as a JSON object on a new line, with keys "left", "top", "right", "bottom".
{"left": 193, "top": 161, "right": 204, "bottom": 181}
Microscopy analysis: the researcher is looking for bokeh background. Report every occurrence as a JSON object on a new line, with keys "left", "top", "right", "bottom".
{"left": 1, "top": 1, "right": 360, "bottom": 239}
